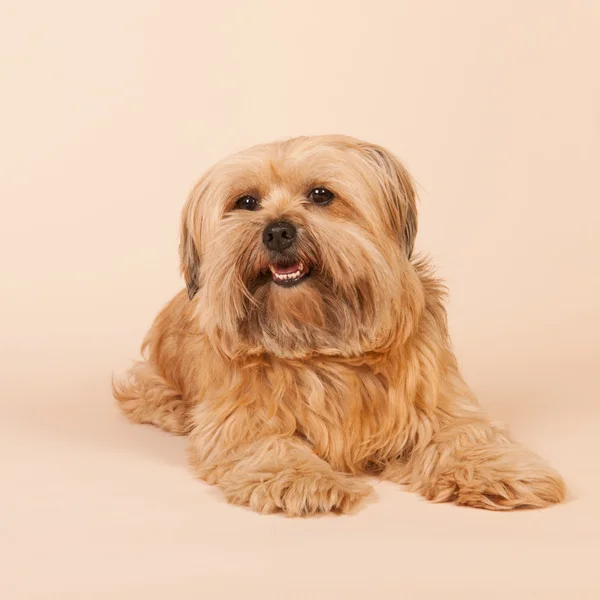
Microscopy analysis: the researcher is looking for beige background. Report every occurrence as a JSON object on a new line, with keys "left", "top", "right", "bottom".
{"left": 1, "top": 1, "right": 599, "bottom": 598}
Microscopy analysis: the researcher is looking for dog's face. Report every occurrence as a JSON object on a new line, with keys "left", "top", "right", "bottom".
{"left": 181, "top": 135, "right": 418, "bottom": 358}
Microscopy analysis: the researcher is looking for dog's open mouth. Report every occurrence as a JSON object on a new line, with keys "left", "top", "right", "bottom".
{"left": 269, "top": 261, "right": 310, "bottom": 287}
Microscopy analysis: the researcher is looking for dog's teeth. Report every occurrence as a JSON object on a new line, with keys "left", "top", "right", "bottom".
{"left": 270, "top": 263, "right": 306, "bottom": 283}
{"left": 273, "top": 269, "right": 302, "bottom": 281}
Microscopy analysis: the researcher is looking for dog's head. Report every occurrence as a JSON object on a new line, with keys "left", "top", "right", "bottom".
{"left": 181, "top": 135, "right": 421, "bottom": 358}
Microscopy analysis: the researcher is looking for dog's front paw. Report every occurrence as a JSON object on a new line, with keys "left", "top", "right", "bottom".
{"left": 424, "top": 450, "right": 566, "bottom": 510}
{"left": 453, "top": 469, "right": 566, "bottom": 510}
{"left": 223, "top": 470, "right": 372, "bottom": 516}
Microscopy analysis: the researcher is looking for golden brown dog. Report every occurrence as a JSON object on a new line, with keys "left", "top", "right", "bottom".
{"left": 114, "top": 135, "right": 566, "bottom": 515}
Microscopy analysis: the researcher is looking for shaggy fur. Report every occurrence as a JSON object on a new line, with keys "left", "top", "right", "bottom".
{"left": 114, "top": 135, "right": 566, "bottom": 516}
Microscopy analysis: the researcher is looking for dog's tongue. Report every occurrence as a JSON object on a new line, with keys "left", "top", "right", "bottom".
{"left": 271, "top": 262, "right": 301, "bottom": 275}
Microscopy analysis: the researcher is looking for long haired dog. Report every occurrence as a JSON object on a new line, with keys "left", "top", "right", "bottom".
{"left": 114, "top": 135, "right": 566, "bottom": 515}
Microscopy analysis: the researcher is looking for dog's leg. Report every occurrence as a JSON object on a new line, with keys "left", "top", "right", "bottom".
{"left": 113, "top": 361, "right": 191, "bottom": 435}
{"left": 187, "top": 402, "right": 371, "bottom": 516}
{"left": 382, "top": 380, "right": 566, "bottom": 510}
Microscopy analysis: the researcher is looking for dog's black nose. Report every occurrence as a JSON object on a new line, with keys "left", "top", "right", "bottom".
{"left": 263, "top": 221, "right": 297, "bottom": 251}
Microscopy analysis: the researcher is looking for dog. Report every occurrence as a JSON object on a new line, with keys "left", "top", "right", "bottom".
{"left": 114, "top": 135, "right": 566, "bottom": 515}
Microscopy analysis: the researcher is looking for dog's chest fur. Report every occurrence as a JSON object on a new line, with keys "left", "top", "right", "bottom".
{"left": 245, "top": 357, "right": 408, "bottom": 473}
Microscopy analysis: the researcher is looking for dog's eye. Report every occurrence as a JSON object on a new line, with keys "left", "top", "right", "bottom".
{"left": 235, "top": 195, "right": 259, "bottom": 211}
{"left": 309, "top": 187, "right": 334, "bottom": 205}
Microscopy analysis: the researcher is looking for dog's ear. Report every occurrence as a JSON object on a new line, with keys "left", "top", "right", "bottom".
{"left": 361, "top": 143, "right": 418, "bottom": 259}
{"left": 180, "top": 217, "right": 200, "bottom": 300}
{"left": 179, "top": 181, "right": 205, "bottom": 300}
